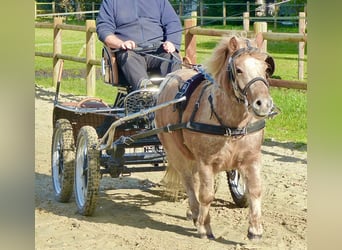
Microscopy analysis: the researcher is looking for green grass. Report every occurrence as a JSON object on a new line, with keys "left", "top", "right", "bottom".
{"left": 266, "top": 88, "right": 306, "bottom": 143}
{"left": 35, "top": 24, "right": 307, "bottom": 144}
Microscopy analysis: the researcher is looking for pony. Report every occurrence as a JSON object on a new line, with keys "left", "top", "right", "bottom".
{"left": 154, "top": 33, "right": 275, "bottom": 240}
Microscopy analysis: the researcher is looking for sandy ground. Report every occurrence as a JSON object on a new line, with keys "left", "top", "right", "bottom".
{"left": 35, "top": 85, "right": 307, "bottom": 249}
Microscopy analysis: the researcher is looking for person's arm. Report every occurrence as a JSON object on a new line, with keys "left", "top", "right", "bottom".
{"left": 160, "top": 0, "right": 182, "bottom": 52}
{"left": 96, "top": 0, "right": 115, "bottom": 43}
{"left": 96, "top": 0, "right": 137, "bottom": 50}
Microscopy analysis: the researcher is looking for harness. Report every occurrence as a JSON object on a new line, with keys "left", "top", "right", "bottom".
{"left": 171, "top": 76, "right": 265, "bottom": 138}
{"left": 115, "top": 43, "right": 276, "bottom": 146}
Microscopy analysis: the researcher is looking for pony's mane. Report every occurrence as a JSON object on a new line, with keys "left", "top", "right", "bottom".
{"left": 204, "top": 35, "right": 268, "bottom": 81}
{"left": 205, "top": 35, "right": 246, "bottom": 79}
{"left": 204, "top": 34, "right": 254, "bottom": 78}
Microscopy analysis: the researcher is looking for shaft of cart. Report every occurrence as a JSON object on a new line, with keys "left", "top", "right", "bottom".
{"left": 97, "top": 96, "right": 186, "bottom": 151}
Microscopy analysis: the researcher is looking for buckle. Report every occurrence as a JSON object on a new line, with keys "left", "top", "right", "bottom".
{"left": 224, "top": 128, "right": 232, "bottom": 137}
{"left": 122, "top": 136, "right": 134, "bottom": 145}
{"left": 241, "top": 127, "right": 247, "bottom": 135}
{"left": 166, "top": 124, "right": 173, "bottom": 133}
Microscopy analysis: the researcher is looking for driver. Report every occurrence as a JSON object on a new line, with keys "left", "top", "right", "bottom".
{"left": 96, "top": 0, "right": 182, "bottom": 91}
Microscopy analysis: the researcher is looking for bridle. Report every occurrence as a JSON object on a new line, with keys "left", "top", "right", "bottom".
{"left": 227, "top": 41, "right": 273, "bottom": 105}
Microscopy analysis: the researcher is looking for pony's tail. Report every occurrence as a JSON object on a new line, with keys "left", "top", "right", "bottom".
{"left": 161, "top": 164, "right": 185, "bottom": 201}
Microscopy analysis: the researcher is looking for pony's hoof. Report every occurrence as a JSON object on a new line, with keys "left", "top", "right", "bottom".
{"left": 192, "top": 218, "right": 197, "bottom": 226}
{"left": 199, "top": 233, "right": 215, "bottom": 240}
{"left": 186, "top": 209, "right": 192, "bottom": 220}
{"left": 247, "top": 231, "right": 262, "bottom": 240}
{"left": 207, "top": 233, "right": 215, "bottom": 240}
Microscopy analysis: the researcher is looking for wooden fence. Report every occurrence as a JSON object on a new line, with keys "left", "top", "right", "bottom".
{"left": 36, "top": 18, "right": 100, "bottom": 96}
{"left": 184, "top": 12, "right": 307, "bottom": 88}
{"left": 35, "top": 16, "right": 307, "bottom": 96}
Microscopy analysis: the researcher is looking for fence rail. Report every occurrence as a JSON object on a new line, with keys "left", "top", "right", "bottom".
{"left": 184, "top": 12, "right": 306, "bottom": 82}
{"left": 35, "top": 16, "right": 307, "bottom": 96}
{"left": 35, "top": 1, "right": 306, "bottom": 27}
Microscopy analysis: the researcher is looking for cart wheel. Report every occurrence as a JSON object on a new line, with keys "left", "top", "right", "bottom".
{"left": 51, "top": 119, "right": 75, "bottom": 202}
{"left": 226, "top": 170, "right": 248, "bottom": 208}
{"left": 74, "top": 126, "right": 100, "bottom": 216}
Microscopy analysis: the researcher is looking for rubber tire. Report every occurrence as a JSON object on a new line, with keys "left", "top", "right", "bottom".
{"left": 51, "top": 119, "right": 75, "bottom": 202}
{"left": 74, "top": 126, "right": 100, "bottom": 216}
{"left": 226, "top": 170, "right": 248, "bottom": 208}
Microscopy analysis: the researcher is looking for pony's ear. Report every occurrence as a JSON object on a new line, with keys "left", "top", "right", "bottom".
{"left": 229, "top": 36, "right": 239, "bottom": 52}
{"left": 255, "top": 32, "right": 264, "bottom": 49}
{"left": 265, "top": 56, "right": 275, "bottom": 77}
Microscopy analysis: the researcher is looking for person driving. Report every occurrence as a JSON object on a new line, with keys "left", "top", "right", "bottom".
{"left": 96, "top": 0, "right": 183, "bottom": 91}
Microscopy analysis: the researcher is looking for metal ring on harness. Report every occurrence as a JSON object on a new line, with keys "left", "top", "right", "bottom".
{"left": 166, "top": 124, "right": 173, "bottom": 133}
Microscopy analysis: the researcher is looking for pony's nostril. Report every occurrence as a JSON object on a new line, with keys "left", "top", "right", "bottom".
{"left": 253, "top": 98, "right": 273, "bottom": 117}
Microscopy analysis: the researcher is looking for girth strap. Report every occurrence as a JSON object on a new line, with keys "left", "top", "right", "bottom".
{"left": 119, "top": 118, "right": 265, "bottom": 146}
{"left": 185, "top": 119, "right": 265, "bottom": 137}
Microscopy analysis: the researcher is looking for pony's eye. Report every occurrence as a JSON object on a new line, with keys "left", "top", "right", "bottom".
{"left": 236, "top": 68, "right": 243, "bottom": 74}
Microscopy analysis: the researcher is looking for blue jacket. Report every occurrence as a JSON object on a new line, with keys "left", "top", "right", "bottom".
{"left": 96, "top": 0, "right": 182, "bottom": 51}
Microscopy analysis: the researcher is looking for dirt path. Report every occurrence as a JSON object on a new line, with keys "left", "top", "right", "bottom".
{"left": 35, "top": 85, "right": 307, "bottom": 249}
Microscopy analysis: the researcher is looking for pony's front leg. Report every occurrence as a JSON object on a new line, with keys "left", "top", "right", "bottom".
{"left": 197, "top": 166, "right": 215, "bottom": 239}
{"left": 245, "top": 162, "right": 263, "bottom": 240}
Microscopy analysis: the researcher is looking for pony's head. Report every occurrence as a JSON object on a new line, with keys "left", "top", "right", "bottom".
{"left": 206, "top": 33, "right": 274, "bottom": 118}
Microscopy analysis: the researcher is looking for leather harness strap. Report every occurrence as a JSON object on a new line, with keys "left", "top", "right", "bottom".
{"left": 121, "top": 117, "right": 265, "bottom": 146}
{"left": 184, "top": 119, "right": 265, "bottom": 137}
{"left": 118, "top": 66, "right": 267, "bottom": 146}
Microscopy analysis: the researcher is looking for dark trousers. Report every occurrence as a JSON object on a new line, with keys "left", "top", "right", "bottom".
{"left": 115, "top": 46, "right": 181, "bottom": 91}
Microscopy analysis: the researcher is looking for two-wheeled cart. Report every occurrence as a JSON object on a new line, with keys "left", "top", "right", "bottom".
{"left": 51, "top": 47, "right": 248, "bottom": 216}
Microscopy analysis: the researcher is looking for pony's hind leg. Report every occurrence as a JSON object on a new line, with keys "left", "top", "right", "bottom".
{"left": 182, "top": 173, "right": 200, "bottom": 224}
{"left": 196, "top": 165, "right": 215, "bottom": 239}
{"left": 163, "top": 157, "right": 201, "bottom": 228}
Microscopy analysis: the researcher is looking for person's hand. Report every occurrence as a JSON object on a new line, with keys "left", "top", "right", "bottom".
{"left": 163, "top": 41, "right": 176, "bottom": 53}
{"left": 120, "top": 40, "right": 136, "bottom": 50}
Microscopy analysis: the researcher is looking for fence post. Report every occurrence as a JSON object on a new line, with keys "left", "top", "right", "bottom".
{"left": 179, "top": 2, "right": 183, "bottom": 17}
{"left": 92, "top": 2, "right": 95, "bottom": 20}
{"left": 243, "top": 12, "right": 249, "bottom": 31}
{"left": 298, "top": 12, "right": 306, "bottom": 81}
{"left": 35, "top": 1, "right": 37, "bottom": 19}
{"left": 86, "top": 20, "right": 96, "bottom": 96}
{"left": 184, "top": 18, "right": 196, "bottom": 64}
{"left": 200, "top": 0, "right": 204, "bottom": 26}
{"left": 223, "top": 2, "right": 226, "bottom": 26}
{"left": 254, "top": 22, "right": 267, "bottom": 52}
{"left": 53, "top": 17, "right": 63, "bottom": 87}
{"left": 273, "top": 8, "right": 277, "bottom": 30}
{"left": 52, "top": 2, "right": 55, "bottom": 14}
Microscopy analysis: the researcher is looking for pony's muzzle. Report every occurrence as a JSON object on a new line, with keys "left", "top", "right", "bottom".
{"left": 252, "top": 97, "right": 273, "bottom": 117}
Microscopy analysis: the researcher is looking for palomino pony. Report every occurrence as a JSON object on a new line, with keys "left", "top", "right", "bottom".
{"left": 154, "top": 34, "right": 275, "bottom": 240}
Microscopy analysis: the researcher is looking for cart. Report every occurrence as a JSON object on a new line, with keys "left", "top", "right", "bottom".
{"left": 51, "top": 47, "right": 248, "bottom": 216}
